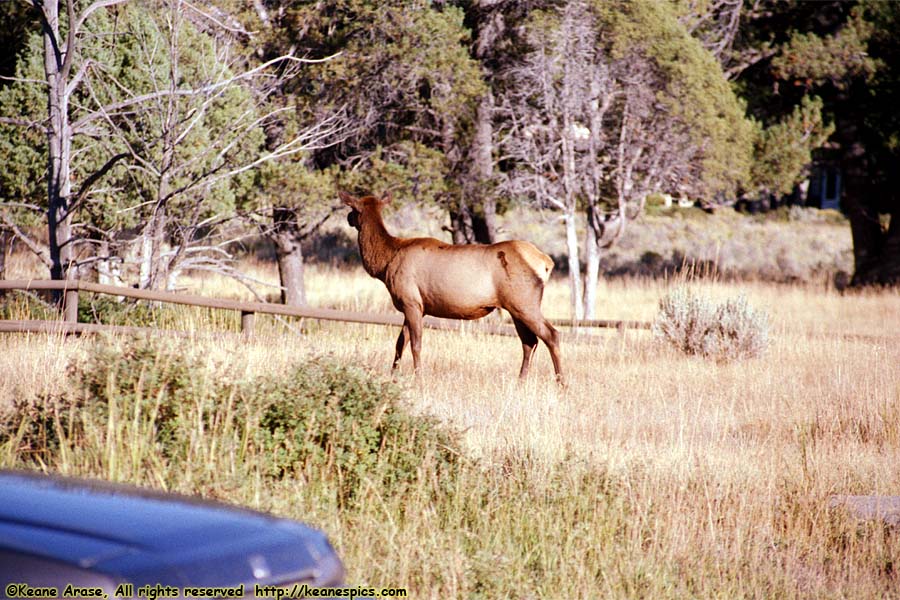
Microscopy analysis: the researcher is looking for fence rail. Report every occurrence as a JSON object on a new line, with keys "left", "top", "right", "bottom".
{"left": 0, "top": 279, "right": 651, "bottom": 339}
{"left": 0, "top": 319, "right": 182, "bottom": 337}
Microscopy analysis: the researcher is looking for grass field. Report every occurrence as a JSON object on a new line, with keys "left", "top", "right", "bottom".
{"left": 1, "top": 238, "right": 899, "bottom": 597}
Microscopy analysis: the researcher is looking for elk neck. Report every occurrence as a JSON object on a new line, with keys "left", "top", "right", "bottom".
{"left": 358, "top": 209, "right": 401, "bottom": 281}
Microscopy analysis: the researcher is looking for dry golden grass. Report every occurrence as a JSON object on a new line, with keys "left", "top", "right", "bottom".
{"left": 2, "top": 250, "right": 899, "bottom": 597}
{"left": 4, "top": 256, "right": 899, "bottom": 478}
{"left": 295, "top": 272, "right": 899, "bottom": 597}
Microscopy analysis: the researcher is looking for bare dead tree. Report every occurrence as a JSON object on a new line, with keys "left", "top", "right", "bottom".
{"left": 500, "top": 0, "right": 613, "bottom": 319}
{"left": 12, "top": 0, "right": 345, "bottom": 292}
{"left": 680, "top": 0, "right": 744, "bottom": 62}
{"left": 680, "top": 0, "right": 781, "bottom": 81}
{"left": 24, "top": 0, "right": 130, "bottom": 288}
{"left": 501, "top": 0, "right": 714, "bottom": 319}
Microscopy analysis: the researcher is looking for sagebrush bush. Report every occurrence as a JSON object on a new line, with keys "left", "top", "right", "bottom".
{"left": 652, "top": 287, "right": 769, "bottom": 361}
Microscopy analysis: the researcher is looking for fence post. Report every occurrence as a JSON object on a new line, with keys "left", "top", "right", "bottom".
{"left": 64, "top": 288, "right": 79, "bottom": 323}
{"left": 241, "top": 311, "right": 255, "bottom": 339}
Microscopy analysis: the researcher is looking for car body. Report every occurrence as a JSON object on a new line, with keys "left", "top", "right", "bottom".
{"left": 0, "top": 470, "right": 343, "bottom": 598}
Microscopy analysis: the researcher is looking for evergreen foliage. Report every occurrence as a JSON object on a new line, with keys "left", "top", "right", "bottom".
{"left": 750, "top": 95, "right": 834, "bottom": 196}
{"left": 1, "top": 0, "right": 898, "bottom": 288}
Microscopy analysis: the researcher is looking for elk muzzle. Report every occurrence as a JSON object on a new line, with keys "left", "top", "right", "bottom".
{"left": 347, "top": 209, "right": 360, "bottom": 230}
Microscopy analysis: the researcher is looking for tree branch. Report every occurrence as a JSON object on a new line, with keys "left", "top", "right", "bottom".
{"left": 159, "top": 110, "right": 350, "bottom": 204}
{"left": 71, "top": 52, "right": 342, "bottom": 133}
{"left": 1, "top": 201, "right": 44, "bottom": 212}
{"left": 181, "top": 0, "right": 256, "bottom": 38}
{"left": 69, "top": 151, "right": 130, "bottom": 210}
{"left": 65, "top": 59, "right": 92, "bottom": 97}
{"left": 0, "top": 74, "right": 50, "bottom": 87}
{"left": 60, "top": 0, "right": 78, "bottom": 82}
{"left": 0, "top": 116, "right": 46, "bottom": 131}
{"left": 74, "top": 0, "right": 130, "bottom": 34}
{"left": 0, "top": 210, "right": 53, "bottom": 268}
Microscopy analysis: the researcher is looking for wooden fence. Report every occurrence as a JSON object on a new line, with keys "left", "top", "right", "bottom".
{"left": 0, "top": 279, "right": 650, "bottom": 340}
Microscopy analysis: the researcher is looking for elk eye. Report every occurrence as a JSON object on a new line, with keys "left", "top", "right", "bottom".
{"left": 347, "top": 210, "right": 360, "bottom": 229}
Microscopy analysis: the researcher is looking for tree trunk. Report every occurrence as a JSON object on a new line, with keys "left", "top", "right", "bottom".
{"left": 166, "top": 266, "right": 181, "bottom": 292}
{"left": 138, "top": 205, "right": 168, "bottom": 290}
{"left": 276, "top": 242, "right": 307, "bottom": 306}
{"left": 39, "top": 1, "right": 74, "bottom": 285}
{"left": 0, "top": 229, "right": 10, "bottom": 280}
{"left": 842, "top": 136, "right": 900, "bottom": 287}
{"left": 469, "top": 92, "right": 497, "bottom": 244}
{"left": 273, "top": 207, "right": 307, "bottom": 306}
{"left": 844, "top": 192, "right": 885, "bottom": 286}
{"left": 583, "top": 84, "right": 611, "bottom": 320}
{"left": 846, "top": 195, "right": 900, "bottom": 286}
{"left": 139, "top": 229, "right": 153, "bottom": 289}
{"left": 560, "top": 100, "right": 583, "bottom": 319}
{"left": 441, "top": 106, "right": 496, "bottom": 246}
{"left": 448, "top": 200, "right": 474, "bottom": 245}
{"left": 564, "top": 210, "right": 583, "bottom": 320}
{"left": 151, "top": 205, "right": 168, "bottom": 289}
{"left": 96, "top": 239, "right": 118, "bottom": 286}
{"left": 583, "top": 208, "right": 601, "bottom": 319}
{"left": 470, "top": 209, "right": 495, "bottom": 245}
{"left": 879, "top": 212, "right": 900, "bottom": 285}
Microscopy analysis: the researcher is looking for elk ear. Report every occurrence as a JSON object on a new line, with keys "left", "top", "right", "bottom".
{"left": 378, "top": 191, "right": 393, "bottom": 206}
{"left": 339, "top": 190, "right": 360, "bottom": 210}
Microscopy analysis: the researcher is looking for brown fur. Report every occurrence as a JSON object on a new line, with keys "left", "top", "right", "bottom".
{"left": 340, "top": 191, "right": 563, "bottom": 383}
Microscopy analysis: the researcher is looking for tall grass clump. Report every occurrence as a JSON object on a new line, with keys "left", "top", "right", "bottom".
{"left": 0, "top": 337, "right": 460, "bottom": 505}
{"left": 1, "top": 338, "right": 242, "bottom": 485}
{"left": 652, "top": 287, "right": 769, "bottom": 361}
{"left": 0, "top": 290, "right": 59, "bottom": 321}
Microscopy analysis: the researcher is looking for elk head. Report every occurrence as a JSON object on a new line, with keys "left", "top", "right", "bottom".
{"left": 340, "top": 191, "right": 392, "bottom": 231}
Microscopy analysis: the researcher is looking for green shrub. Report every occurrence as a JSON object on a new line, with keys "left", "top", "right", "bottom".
{"left": 652, "top": 287, "right": 769, "bottom": 361}
{"left": 71, "top": 338, "right": 198, "bottom": 456}
{"left": 1, "top": 396, "right": 77, "bottom": 466}
{"left": 250, "top": 360, "right": 460, "bottom": 504}
{"left": 78, "top": 296, "right": 162, "bottom": 327}
{"left": 0, "top": 338, "right": 459, "bottom": 505}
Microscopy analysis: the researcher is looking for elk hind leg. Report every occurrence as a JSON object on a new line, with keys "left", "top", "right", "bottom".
{"left": 538, "top": 318, "right": 563, "bottom": 384}
{"left": 512, "top": 317, "right": 539, "bottom": 379}
{"left": 509, "top": 309, "right": 563, "bottom": 384}
{"left": 393, "top": 321, "right": 410, "bottom": 371}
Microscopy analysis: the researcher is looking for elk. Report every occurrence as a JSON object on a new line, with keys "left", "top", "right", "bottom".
{"left": 340, "top": 190, "right": 563, "bottom": 383}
